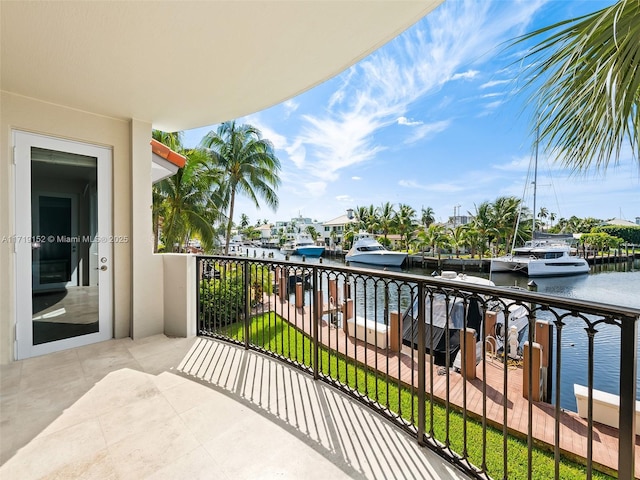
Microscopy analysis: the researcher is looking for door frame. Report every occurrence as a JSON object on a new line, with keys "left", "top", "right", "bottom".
{"left": 14, "top": 130, "right": 113, "bottom": 359}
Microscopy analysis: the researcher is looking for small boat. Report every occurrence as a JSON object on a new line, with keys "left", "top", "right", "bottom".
{"left": 491, "top": 237, "right": 589, "bottom": 277}
{"left": 345, "top": 232, "right": 407, "bottom": 267}
{"left": 402, "top": 271, "right": 529, "bottom": 367}
{"left": 226, "top": 241, "right": 243, "bottom": 256}
{"left": 292, "top": 233, "right": 325, "bottom": 257}
{"left": 280, "top": 241, "right": 296, "bottom": 255}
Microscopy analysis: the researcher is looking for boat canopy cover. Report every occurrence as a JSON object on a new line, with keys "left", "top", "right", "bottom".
{"left": 402, "top": 294, "right": 483, "bottom": 366}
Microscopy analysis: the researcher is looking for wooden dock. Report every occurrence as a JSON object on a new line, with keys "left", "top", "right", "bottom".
{"left": 262, "top": 294, "right": 639, "bottom": 478}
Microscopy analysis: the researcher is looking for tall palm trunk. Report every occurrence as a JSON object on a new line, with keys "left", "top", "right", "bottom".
{"left": 225, "top": 187, "right": 236, "bottom": 255}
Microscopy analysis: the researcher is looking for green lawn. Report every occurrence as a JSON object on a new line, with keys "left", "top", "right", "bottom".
{"left": 216, "top": 313, "right": 613, "bottom": 480}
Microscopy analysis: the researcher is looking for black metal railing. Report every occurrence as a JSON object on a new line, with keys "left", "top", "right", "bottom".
{"left": 196, "top": 255, "right": 640, "bottom": 480}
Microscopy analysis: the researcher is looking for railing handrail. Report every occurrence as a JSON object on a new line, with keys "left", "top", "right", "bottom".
{"left": 197, "top": 254, "right": 640, "bottom": 320}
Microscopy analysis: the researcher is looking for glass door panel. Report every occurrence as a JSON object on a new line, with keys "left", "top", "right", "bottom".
{"left": 14, "top": 131, "right": 113, "bottom": 358}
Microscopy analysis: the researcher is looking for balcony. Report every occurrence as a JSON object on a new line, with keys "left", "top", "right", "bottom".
{"left": 2, "top": 254, "right": 639, "bottom": 479}
{"left": 0, "top": 334, "right": 468, "bottom": 479}
{"left": 196, "top": 255, "right": 640, "bottom": 479}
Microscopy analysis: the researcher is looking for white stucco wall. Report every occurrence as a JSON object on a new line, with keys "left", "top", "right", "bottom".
{"left": 0, "top": 92, "right": 134, "bottom": 363}
{"left": 162, "top": 254, "right": 196, "bottom": 338}
{"left": 130, "top": 119, "right": 164, "bottom": 338}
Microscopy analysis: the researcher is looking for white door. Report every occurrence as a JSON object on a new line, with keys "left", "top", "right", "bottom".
{"left": 14, "top": 131, "right": 113, "bottom": 359}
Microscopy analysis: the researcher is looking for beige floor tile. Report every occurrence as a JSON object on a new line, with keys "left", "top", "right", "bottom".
{"left": 0, "top": 362, "right": 23, "bottom": 395}
{"left": 107, "top": 416, "right": 200, "bottom": 479}
{"left": 179, "top": 397, "right": 254, "bottom": 445}
{"left": 145, "top": 446, "right": 223, "bottom": 480}
{"left": 0, "top": 419, "right": 107, "bottom": 479}
{"left": 40, "top": 448, "right": 119, "bottom": 480}
{"left": 161, "top": 377, "right": 222, "bottom": 414}
{"left": 127, "top": 338, "right": 181, "bottom": 362}
{"left": 0, "top": 391, "right": 18, "bottom": 423}
{"left": 136, "top": 346, "right": 192, "bottom": 375}
{"left": 69, "top": 368, "right": 160, "bottom": 417}
{"left": 99, "top": 393, "right": 176, "bottom": 446}
{"left": 1, "top": 336, "right": 471, "bottom": 480}
{"left": 20, "top": 349, "right": 80, "bottom": 376}
{"left": 150, "top": 371, "right": 189, "bottom": 392}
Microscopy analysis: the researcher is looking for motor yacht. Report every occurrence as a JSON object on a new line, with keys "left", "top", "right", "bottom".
{"left": 345, "top": 232, "right": 407, "bottom": 267}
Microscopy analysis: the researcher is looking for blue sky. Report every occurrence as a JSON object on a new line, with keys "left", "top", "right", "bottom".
{"left": 182, "top": 0, "right": 639, "bottom": 226}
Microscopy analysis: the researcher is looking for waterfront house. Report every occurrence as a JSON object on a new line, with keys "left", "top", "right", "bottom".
{"left": 322, "top": 209, "right": 359, "bottom": 248}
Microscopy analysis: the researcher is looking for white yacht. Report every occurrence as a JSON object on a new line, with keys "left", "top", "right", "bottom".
{"left": 292, "top": 233, "right": 325, "bottom": 257}
{"left": 345, "top": 232, "right": 407, "bottom": 267}
{"left": 491, "top": 238, "right": 589, "bottom": 277}
{"left": 491, "top": 128, "right": 589, "bottom": 278}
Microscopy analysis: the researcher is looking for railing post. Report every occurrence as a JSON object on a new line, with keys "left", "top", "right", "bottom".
{"left": 243, "top": 259, "right": 250, "bottom": 349}
{"left": 618, "top": 316, "right": 637, "bottom": 480}
{"left": 312, "top": 266, "right": 319, "bottom": 380}
{"left": 417, "top": 281, "right": 426, "bottom": 445}
{"left": 389, "top": 311, "right": 400, "bottom": 353}
{"left": 195, "top": 257, "right": 201, "bottom": 335}
{"left": 462, "top": 328, "right": 476, "bottom": 380}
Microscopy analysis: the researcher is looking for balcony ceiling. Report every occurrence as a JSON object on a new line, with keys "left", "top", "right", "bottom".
{"left": 1, "top": 1, "right": 443, "bottom": 132}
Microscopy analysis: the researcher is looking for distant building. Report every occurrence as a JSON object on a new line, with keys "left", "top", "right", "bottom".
{"left": 322, "top": 209, "right": 358, "bottom": 247}
{"left": 446, "top": 215, "right": 472, "bottom": 228}
{"left": 256, "top": 224, "right": 273, "bottom": 246}
{"left": 601, "top": 218, "right": 638, "bottom": 227}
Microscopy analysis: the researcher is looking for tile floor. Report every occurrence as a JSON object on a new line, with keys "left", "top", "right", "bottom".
{"left": 1, "top": 334, "right": 471, "bottom": 479}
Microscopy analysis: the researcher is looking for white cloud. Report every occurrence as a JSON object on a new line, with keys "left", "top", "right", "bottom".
{"left": 286, "top": 0, "right": 546, "bottom": 183}
{"left": 397, "top": 116, "right": 423, "bottom": 126}
{"left": 351, "top": 176, "right": 361, "bottom": 181}
{"left": 283, "top": 99, "right": 299, "bottom": 116}
{"left": 242, "top": 114, "right": 289, "bottom": 151}
{"left": 336, "top": 194, "right": 354, "bottom": 203}
{"left": 492, "top": 155, "right": 531, "bottom": 172}
{"left": 451, "top": 69, "right": 479, "bottom": 81}
{"left": 405, "top": 120, "right": 451, "bottom": 144}
{"left": 480, "top": 79, "right": 511, "bottom": 89}
{"left": 398, "top": 179, "right": 465, "bottom": 193}
{"left": 285, "top": 139, "right": 306, "bottom": 169}
{"left": 305, "top": 181, "right": 327, "bottom": 197}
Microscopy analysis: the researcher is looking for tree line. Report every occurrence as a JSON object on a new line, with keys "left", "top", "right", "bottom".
{"left": 152, "top": 122, "right": 281, "bottom": 254}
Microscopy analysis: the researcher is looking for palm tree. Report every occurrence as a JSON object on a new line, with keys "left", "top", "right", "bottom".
{"left": 448, "top": 225, "right": 467, "bottom": 258}
{"left": 491, "top": 196, "right": 521, "bottom": 254}
{"left": 377, "top": 202, "right": 396, "bottom": 242}
{"left": 305, "top": 225, "right": 319, "bottom": 242}
{"left": 462, "top": 226, "right": 482, "bottom": 259}
{"left": 354, "top": 206, "right": 370, "bottom": 232}
{"left": 153, "top": 148, "right": 223, "bottom": 252}
{"left": 201, "top": 121, "right": 281, "bottom": 255}
{"left": 395, "top": 203, "right": 417, "bottom": 251}
{"left": 421, "top": 206, "right": 436, "bottom": 228}
{"left": 423, "top": 224, "right": 447, "bottom": 261}
{"left": 471, "top": 201, "right": 498, "bottom": 260}
{"left": 412, "top": 229, "right": 430, "bottom": 258}
{"left": 366, "top": 204, "right": 379, "bottom": 233}
{"left": 538, "top": 207, "right": 549, "bottom": 231}
{"left": 514, "top": 0, "right": 640, "bottom": 172}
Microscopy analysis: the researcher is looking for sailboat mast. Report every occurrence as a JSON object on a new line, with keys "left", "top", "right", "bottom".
{"left": 532, "top": 124, "right": 539, "bottom": 237}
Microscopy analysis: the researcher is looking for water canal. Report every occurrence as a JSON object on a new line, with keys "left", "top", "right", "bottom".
{"left": 243, "top": 247, "right": 640, "bottom": 411}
